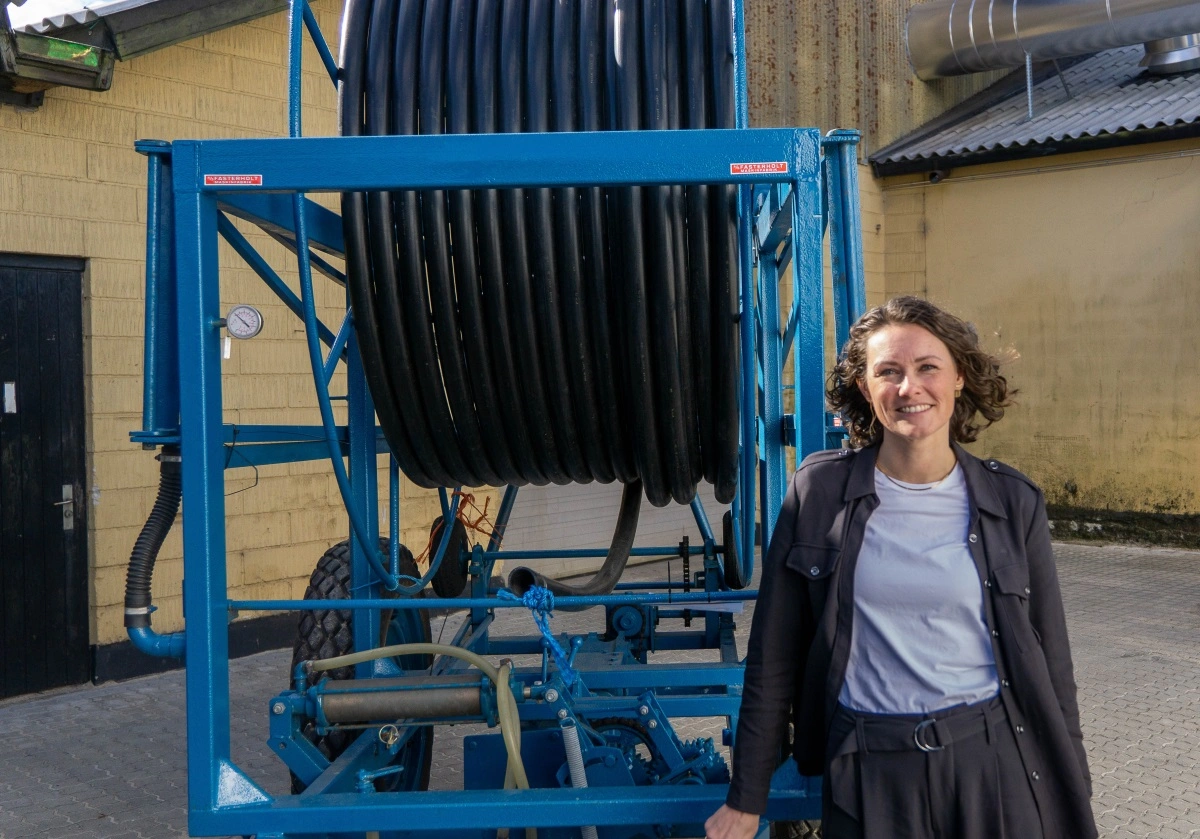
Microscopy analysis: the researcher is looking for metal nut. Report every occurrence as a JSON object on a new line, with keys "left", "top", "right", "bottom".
{"left": 647, "top": 719, "right": 658, "bottom": 729}
{"left": 557, "top": 709, "right": 569, "bottom": 720}
{"left": 638, "top": 705, "right": 650, "bottom": 716}
{"left": 544, "top": 689, "right": 559, "bottom": 703}
{"left": 272, "top": 702, "right": 286, "bottom": 715}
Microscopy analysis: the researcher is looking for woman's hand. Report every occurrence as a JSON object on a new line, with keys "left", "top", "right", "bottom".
{"left": 704, "top": 804, "right": 761, "bottom": 839}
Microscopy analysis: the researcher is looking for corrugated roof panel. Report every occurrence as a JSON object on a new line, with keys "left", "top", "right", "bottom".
{"left": 874, "top": 44, "right": 1200, "bottom": 165}
{"left": 5, "top": 1, "right": 156, "bottom": 33}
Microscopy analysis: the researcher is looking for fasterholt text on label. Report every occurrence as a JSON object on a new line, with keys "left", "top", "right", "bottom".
{"left": 204, "top": 174, "right": 264, "bottom": 186}
{"left": 729, "top": 162, "right": 788, "bottom": 175}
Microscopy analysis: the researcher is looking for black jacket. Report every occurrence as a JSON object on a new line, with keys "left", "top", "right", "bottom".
{"left": 727, "top": 443, "right": 1097, "bottom": 838}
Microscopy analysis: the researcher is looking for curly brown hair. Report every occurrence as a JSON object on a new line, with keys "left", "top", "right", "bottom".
{"left": 827, "top": 296, "right": 1016, "bottom": 448}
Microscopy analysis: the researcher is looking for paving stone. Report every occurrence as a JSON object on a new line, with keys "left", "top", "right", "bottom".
{"left": 1, "top": 543, "right": 1198, "bottom": 837}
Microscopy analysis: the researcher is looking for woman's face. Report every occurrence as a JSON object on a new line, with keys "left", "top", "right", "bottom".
{"left": 857, "top": 323, "right": 964, "bottom": 447}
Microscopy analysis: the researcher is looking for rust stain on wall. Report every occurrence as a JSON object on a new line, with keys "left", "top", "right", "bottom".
{"left": 745, "top": 1, "right": 1003, "bottom": 156}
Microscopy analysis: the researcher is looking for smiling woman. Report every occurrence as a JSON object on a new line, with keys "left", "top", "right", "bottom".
{"left": 828, "top": 295, "right": 1015, "bottom": 458}
{"left": 707, "top": 296, "right": 1098, "bottom": 839}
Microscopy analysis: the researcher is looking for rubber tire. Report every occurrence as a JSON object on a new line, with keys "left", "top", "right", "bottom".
{"left": 290, "top": 538, "right": 433, "bottom": 793}
{"left": 723, "top": 510, "right": 747, "bottom": 590}
{"left": 429, "top": 516, "right": 469, "bottom": 599}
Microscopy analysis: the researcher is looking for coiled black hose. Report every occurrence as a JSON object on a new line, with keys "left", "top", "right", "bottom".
{"left": 124, "top": 446, "right": 181, "bottom": 631}
{"left": 339, "top": 0, "right": 739, "bottom": 507}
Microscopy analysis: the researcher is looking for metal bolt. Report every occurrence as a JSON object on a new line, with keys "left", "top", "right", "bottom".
{"left": 557, "top": 709, "right": 569, "bottom": 720}
{"left": 272, "top": 702, "right": 286, "bottom": 715}
{"left": 647, "top": 719, "right": 658, "bottom": 729}
{"left": 545, "top": 689, "right": 559, "bottom": 703}
{"left": 639, "top": 705, "right": 650, "bottom": 716}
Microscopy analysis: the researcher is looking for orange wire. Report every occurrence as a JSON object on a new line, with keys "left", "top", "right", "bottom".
{"left": 414, "top": 490, "right": 499, "bottom": 568}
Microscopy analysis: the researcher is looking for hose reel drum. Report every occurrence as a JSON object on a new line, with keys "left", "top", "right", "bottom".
{"left": 342, "top": 0, "right": 743, "bottom": 511}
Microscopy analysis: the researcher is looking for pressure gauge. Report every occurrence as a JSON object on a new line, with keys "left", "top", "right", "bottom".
{"left": 226, "top": 304, "right": 263, "bottom": 339}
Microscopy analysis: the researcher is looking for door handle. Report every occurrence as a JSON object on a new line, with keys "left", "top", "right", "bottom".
{"left": 55, "top": 484, "right": 75, "bottom": 531}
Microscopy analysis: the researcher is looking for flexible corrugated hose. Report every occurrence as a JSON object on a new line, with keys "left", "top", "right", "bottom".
{"left": 123, "top": 446, "right": 181, "bottom": 633}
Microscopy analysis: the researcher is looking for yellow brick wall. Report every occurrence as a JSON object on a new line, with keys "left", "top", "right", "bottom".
{"left": 881, "top": 188, "right": 926, "bottom": 296}
{"left": 2, "top": 4, "right": 993, "bottom": 648}
{"left": 879, "top": 141, "right": 1200, "bottom": 513}
{"left": 0, "top": 1, "right": 498, "bottom": 647}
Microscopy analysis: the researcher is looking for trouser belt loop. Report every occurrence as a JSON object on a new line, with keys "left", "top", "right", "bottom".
{"left": 855, "top": 714, "right": 870, "bottom": 755}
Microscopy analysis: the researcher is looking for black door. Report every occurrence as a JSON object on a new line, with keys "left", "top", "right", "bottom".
{"left": 0, "top": 254, "right": 89, "bottom": 698}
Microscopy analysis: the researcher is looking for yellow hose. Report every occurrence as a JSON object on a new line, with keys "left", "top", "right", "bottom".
{"left": 308, "top": 643, "right": 535, "bottom": 838}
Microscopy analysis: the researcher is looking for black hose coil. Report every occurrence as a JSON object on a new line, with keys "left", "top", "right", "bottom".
{"left": 339, "top": 0, "right": 739, "bottom": 507}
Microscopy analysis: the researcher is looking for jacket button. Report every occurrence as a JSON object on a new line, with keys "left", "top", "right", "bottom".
{"left": 988, "top": 461, "right": 999, "bottom": 470}
{"left": 1001, "top": 679, "right": 1010, "bottom": 688}
{"left": 984, "top": 580, "right": 992, "bottom": 588}
{"left": 992, "top": 629, "right": 1000, "bottom": 638}
{"left": 1031, "top": 771, "right": 1040, "bottom": 781}
{"left": 1024, "top": 586, "right": 1030, "bottom": 595}
{"left": 839, "top": 450, "right": 850, "bottom": 457}
{"left": 968, "top": 533, "right": 978, "bottom": 543}
{"left": 810, "top": 566, "right": 820, "bottom": 576}
{"left": 1016, "top": 725, "right": 1025, "bottom": 734}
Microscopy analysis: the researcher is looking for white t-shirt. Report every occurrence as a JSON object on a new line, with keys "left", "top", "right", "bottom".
{"left": 837, "top": 464, "right": 1000, "bottom": 715}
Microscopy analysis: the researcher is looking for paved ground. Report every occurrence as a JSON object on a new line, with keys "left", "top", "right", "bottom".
{"left": 0, "top": 542, "right": 1197, "bottom": 838}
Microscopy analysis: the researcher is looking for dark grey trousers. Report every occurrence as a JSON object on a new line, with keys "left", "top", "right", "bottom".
{"left": 822, "top": 695, "right": 1043, "bottom": 839}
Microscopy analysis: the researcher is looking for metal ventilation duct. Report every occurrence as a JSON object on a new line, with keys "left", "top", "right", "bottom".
{"left": 1141, "top": 35, "right": 1200, "bottom": 73}
{"left": 906, "top": 0, "right": 1200, "bottom": 80}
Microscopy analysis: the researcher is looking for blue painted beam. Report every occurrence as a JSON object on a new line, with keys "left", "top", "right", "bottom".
{"left": 229, "top": 590, "right": 758, "bottom": 611}
{"left": 189, "top": 784, "right": 820, "bottom": 835}
{"left": 754, "top": 183, "right": 794, "bottom": 256}
{"left": 218, "top": 193, "right": 344, "bottom": 257}
{"left": 178, "top": 129, "right": 821, "bottom": 194}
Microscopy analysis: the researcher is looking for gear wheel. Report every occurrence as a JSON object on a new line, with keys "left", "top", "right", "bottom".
{"left": 589, "top": 717, "right": 668, "bottom": 784}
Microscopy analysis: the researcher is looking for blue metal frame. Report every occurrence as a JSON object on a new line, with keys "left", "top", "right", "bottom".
{"left": 130, "top": 2, "right": 867, "bottom": 836}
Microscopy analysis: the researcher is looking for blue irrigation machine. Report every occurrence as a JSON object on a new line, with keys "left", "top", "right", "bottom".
{"left": 127, "top": 1, "right": 866, "bottom": 836}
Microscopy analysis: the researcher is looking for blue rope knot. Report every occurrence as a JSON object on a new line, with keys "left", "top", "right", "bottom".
{"left": 520, "top": 586, "right": 554, "bottom": 613}
{"left": 499, "top": 585, "right": 578, "bottom": 686}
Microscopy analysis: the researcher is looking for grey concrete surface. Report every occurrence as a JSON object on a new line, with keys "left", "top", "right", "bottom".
{"left": 0, "top": 542, "right": 1197, "bottom": 838}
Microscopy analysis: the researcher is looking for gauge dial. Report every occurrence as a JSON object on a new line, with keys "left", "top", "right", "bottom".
{"left": 226, "top": 304, "right": 263, "bottom": 339}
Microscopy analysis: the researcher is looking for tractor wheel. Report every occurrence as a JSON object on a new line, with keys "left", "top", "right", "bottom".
{"left": 290, "top": 538, "right": 434, "bottom": 793}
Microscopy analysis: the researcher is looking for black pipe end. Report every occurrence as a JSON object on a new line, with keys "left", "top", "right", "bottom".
{"left": 507, "top": 567, "right": 542, "bottom": 597}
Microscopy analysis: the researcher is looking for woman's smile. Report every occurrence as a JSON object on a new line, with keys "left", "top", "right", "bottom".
{"left": 858, "top": 323, "right": 964, "bottom": 447}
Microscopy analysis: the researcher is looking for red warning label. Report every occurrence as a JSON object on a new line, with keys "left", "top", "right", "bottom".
{"left": 730, "top": 161, "right": 788, "bottom": 175}
{"left": 204, "top": 174, "right": 263, "bottom": 186}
